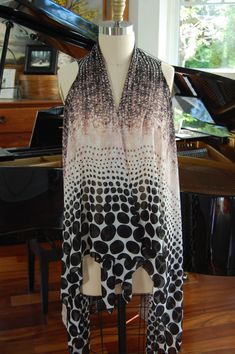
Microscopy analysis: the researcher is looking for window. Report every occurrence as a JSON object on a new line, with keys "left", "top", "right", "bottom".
{"left": 179, "top": 0, "right": 235, "bottom": 70}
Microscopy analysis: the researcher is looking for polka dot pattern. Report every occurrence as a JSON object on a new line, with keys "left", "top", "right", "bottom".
{"left": 62, "top": 45, "right": 183, "bottom": 353}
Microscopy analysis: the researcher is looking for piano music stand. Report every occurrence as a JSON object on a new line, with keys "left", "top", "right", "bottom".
{"left": 0, "top": 21, "right": 13, "bottom": 90}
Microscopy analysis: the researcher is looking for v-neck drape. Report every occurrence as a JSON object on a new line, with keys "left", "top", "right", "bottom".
{"left": 62, "top": 44, "right": 183, "bottom": 354}
{"left": 95, "top": 44, "right": 137, "bottom": 116}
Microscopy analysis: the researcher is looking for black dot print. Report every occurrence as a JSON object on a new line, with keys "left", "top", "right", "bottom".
{"left": 74, "top": 337, "right": 85, "bottom": 349}
{"left": 142, "top": 247, "right": 157, "bottom": 259}
{"left": 162, "top": 313, "right": 171, "bottom": 326}
{"left": 64, "top": 231, "right": 70, "bottom": 240}
{"left": 140, "top": 193, "right": 147, "bottom": 200}
{"left": 101, "top": 225, "right": 116, "bottom": 241}
{"left": 141, "top": 201, "right": 148, "bottom": 210}
{"left": 141, "top": 210, "right": 149, "bottom": 221}
{"left": 145, "top": 222, "right": 155, "bottom": 237}
{"left": 103, "top": 259, "right": 112, "bottom": 270}
{"left": 168, "top": 323, "right": 180, "bottom": 335}
{"left": 72, "top": 237, "right": 81, "bottom": 251}
{"left": 107, "top": 276, "right": 116, "bottom": 289}
{"left": 81, "top": 223, "right": 88, "bottom": 236}
{"left": 107, "top": 293, "right": 116, "bottom": 306}
{"left": 93, "top": 241, "right": 108, "bottom": 254}
{"left": 96, "top": 195, "right": 103, "bottom": 203}
{"left": 113, "top": 263, "right": 124, "bottom": 276}
{"left": 172, "top": 307, "right": 182, "bottom": 323}
{"left": 90, "top": 224, "right": 100, "bottom": 238}
{"left": 71, "top": 309, "right": 80, "bottom": 322}
{"left": 71, "top": 253, "right": 81, "bottom": 266}
{"left": 133, "top": 225, "right": 145, "bottom": 241}
{"left": 110, "top": 240, "right": 124, "bottom": 254}
{"left": 150, "top": 213, "right": 158, "bottom": 224}
{"left": 112, "top": 203, "right": 120, "bottom": 211}
{"left": 174, "top": 291, "right": 183, "bottom": 302}
{"left": 104, "top": 203, "right": 111, "bottom": 212}
{"left": 95, "top": 204, "right": 103, "bottom": 212}
{"left": 67, "top": 272, "right": 79, "bottom": 284}
{"left": 117, "top": 212, "right": 129, "bottom": 224}
{"left": 155, "top": 304, "right": 165, "bottom": 317}
{"left": 117, "top": 225, "right": 132, "bottom": 238}
{"left": 62, "top": 44, "right": 183, "bottom": 354}
{"left": 155, "top": 256, "right": 167, "bottom": 274}
{"left": 94, "top": 213, "right": 104, "bottom": 225}
{"left": 124, "top": 257, "right": 136, "bottom": 270}
{"left": 143, "top": 260, "right": 154, "bottom": 275}
{"left": 87, "top": 212, "right": 93, "bottom": 222}
{"left": 126, "top": 241, "right": 140, "bottom": 254}
{"left": 104, "top": 212, "right": 115, "bottom": 225}
{"left": 153, "top": 273, "right": 165, "bottom": 288}
{"left": 131, "top": 215, "right": 140, "bottom": 227}
{"left": 101, "top": 268, "right": 108, "bottom": 281}
{"left": 63, "top": 242, "right": 71, "bottom": 255}
{"left": 61, "top": 278, "right": 68, "bottom": 289}
{"left": 105, "top": 195, "right": 111, "bottom": 203}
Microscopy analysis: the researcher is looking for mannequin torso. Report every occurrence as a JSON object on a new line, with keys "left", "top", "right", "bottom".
{"left": 58, "top": 32, "right": 175, "bottom": 297}
{"left": 58, "top": 44, "right": 174, "bottom": 107}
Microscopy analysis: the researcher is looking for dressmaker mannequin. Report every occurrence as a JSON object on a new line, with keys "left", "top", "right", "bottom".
{"left": 58, "top": 11, "right": 174, "bottom": 299}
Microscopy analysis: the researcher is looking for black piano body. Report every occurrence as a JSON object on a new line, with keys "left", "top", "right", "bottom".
{"left": 175, "top": 67, "right": 235, "bottom": 276}
{"left": 0, "top": 0, "right": 97, "bottom": 242}
{"left": 0, "top": 165, "right": 63, "bottom": 236}
{"left": 0, "top": 105, "right": 64, "bottom": 242}
{"left": 1, "top": 0, "right": 235, "bottom": 276}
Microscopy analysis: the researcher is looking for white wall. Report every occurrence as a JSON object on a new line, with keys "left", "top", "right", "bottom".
{"left": 129, "top": 0, "right": 180, "bottom": 64}
{"left": 129, "top": 0, "right": 160, "bottom": 57}
{"left": 129, "top": 0, "right": 159, "bottom": 57}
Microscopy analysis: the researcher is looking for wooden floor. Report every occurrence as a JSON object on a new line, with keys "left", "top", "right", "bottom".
{"left": 0, "top": 243, "right": 235, "bottom": 354}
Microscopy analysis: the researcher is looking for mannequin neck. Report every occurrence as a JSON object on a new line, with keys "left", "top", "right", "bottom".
{"left": 97, "top": 31, "right": 135, "bottom": 109}
{"left": 98, "top": 32, "right": 135, "bottom": 66}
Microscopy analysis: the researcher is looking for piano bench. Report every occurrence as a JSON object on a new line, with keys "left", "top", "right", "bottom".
{"left": 27, "top": 234, "right": 62, "bottom": 314}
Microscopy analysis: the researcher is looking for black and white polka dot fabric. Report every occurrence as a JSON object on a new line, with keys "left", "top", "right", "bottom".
{"left": 61, "top": 44, "right": 183, "bottom": 353}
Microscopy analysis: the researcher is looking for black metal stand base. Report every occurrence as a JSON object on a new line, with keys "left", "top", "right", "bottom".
{"left": 117, "top": 294, "right": 126, "bottom": 354}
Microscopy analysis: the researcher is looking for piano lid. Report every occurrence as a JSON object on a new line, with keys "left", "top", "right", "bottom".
{"left": 16, "top": 0, "right": 98, "bottom": 42}
{"left": 0, "top": 0, "right": 98, "bottom": 57}
{"left": 174, "top": 66, "right": 235, "bottom": 131}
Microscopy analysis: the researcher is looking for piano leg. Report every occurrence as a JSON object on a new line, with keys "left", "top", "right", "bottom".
{"left": 209, "top": 197, "right": 235, "bottom": 275}
{"left": 27, "top": 240, "right": 35, "bottom": 292}
{"left": 28, "top": 238, "right": 49, "bottom": 313}
{"left": 181, "top": 192, "right": 235, "bottom": 276}
{"left": 27, "top": 234, "right": 62, "bottom": 314}
{"left": 40, "top": 255, "right": 49, "bottom": 314}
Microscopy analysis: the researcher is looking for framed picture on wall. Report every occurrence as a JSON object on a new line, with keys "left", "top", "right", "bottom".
{"left": 24, "top": 45, "right": 58, "bottom": 74}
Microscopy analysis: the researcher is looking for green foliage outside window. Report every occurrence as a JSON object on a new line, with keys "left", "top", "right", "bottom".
{"left": 180, "top": 3, "right": 235, "bottom": 69}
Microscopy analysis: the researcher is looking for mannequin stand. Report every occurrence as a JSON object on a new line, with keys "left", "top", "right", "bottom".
{"left": 117, "top": 295, "right": 127, "bottom": 354}
{"left": 93, "top": 294, "right": 147, "bottom": 354}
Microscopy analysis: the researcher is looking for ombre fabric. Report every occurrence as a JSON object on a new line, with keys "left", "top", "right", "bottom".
{"left": 61, "top": 44, "right": 183, "bottom": 354}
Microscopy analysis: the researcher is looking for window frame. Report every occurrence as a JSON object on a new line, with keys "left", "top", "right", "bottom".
{"left": 156, "top": 0, "right": 235, "bottom": 71}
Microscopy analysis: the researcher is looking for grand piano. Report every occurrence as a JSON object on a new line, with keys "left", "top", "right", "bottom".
{"left": 0, "top": 0, "right": 97, "bottom": 241}
{"left": 1, "top": 0, "right": 235, "bottom": 278}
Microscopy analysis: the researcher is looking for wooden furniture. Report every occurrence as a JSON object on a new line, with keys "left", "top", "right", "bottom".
{"left": 0, "top": 99, "right": 62, "bottom": 148}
